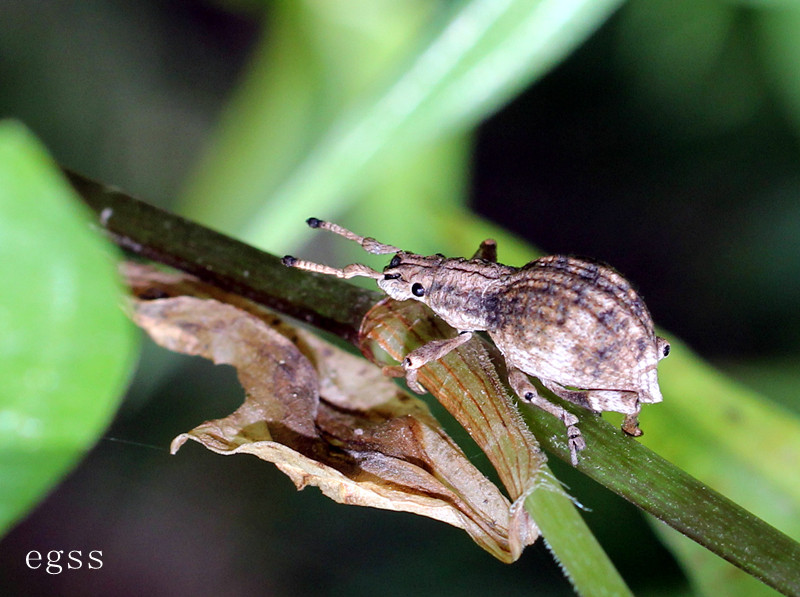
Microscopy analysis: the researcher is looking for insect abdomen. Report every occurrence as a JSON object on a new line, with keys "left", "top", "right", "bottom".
{"left": 491, "top": 256, "right": 657, "bottom": 389}
{"left": 523, "top": 255, "right": 652, "bottom": 328}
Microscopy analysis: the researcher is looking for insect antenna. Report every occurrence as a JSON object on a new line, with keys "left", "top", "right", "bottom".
{"left": 282, "top": 218, "right": 400, "bottom": 280}
{"left": 281, "top": 255, "right": 383, "bottom": 280}
{"left": 305, "top": 217, "right": 400, "bottom": 255}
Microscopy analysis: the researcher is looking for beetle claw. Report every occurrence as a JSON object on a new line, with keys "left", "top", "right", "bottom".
{"left": 621, "top": 413, "right": 643, "bottom": 437}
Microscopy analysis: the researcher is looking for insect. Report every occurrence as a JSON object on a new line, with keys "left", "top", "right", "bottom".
{"left": 283, "top": 218, "right": 670, "bottom": 465}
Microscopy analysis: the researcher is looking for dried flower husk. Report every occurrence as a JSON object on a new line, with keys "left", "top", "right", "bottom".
{"left": 124, "top": 264, "right": 538, "bottom": 562}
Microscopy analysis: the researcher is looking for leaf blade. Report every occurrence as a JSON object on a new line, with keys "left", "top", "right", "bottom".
{"left": 521, "top": 394, "right": 800, "bottom": 596}
{"left": 0, "top": 122, "right": 137, "bottom": 535}
{"left": 180, "top": 0, "right": 624, "bottom": 251}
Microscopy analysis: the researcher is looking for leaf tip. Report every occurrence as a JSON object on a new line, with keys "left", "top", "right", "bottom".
{"left": 170, "top": 434, "right": 190, "bottom": 455}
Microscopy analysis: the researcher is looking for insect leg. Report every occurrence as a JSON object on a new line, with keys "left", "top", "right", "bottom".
{"left": 540, "top": 380, "right": 644, "bottom": 437}
{"left": 507, "top": 367, "right": 586, "bottom": 466}
{"left": 383, "top": 332, "right": 474, "bottom": 394}
{"left": 539, "top": 379, "right": 598, "bottom": 412}
{"left": 621, "top": 412, "right": 643, "bottom": 437}
{"left": 471, "top": 239, "right": 498, "bottom": 262}
{"left": 306, "top": 218, "right": 400, "bottom": 255}
{"left": 540, "top": 380, "right": 645, "bottom": 437}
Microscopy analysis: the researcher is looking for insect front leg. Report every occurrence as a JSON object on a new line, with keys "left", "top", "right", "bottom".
{"left": 507, "top": 367, "right": 586, "bottom": 466}
{"left": 621, "top": 412, "right": 643, "bottom": 437}
{"left": 383, "top": 331, "right": 474, "bottom": 394}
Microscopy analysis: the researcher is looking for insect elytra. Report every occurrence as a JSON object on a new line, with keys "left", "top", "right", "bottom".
{"left": 284, "top": 218, "right": 670, "bottom": 465}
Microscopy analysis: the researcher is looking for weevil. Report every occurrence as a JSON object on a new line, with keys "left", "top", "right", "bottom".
{"left": 283, "top": 218, "right": 670, "bottom": 465}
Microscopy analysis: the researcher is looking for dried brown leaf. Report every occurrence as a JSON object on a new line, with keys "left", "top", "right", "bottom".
{"left": 125, "top": 264, "right": 536, "bottom": 562}
{"left": 359, "top": 297, "right": 552, "bottom": 557}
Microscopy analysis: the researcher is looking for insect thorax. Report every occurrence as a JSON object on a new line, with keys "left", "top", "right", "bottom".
{"left": 420, "top": 261, "right": 514, "bottom": 332}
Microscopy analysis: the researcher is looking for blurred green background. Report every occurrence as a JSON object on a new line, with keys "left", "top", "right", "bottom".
{"left": 1, "top": 0, "right": 799, "bottom": 595}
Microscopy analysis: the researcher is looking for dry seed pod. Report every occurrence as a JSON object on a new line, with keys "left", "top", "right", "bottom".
{"left": 284, "top": 218, "right": 670, "bottom": 465}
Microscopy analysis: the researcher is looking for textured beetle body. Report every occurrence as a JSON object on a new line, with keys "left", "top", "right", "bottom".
{"left": 284, "top": 219, "right": 669, "bottom": 465}
{"left": 376, "top": 253, "right": 515, "bottom": 331}
{"left": 489, "top": 256, "right": 665, "bottom": 412}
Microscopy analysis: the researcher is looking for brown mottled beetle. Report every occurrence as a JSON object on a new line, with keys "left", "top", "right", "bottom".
{"left": 283, "top": 218, "right": 670, "bottom": 465}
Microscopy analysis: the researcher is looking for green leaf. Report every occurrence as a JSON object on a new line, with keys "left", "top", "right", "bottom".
{"left": 180, "top": 0, "right": 624, "bottom": 251}
{"left": 179, "top": 0, "right": 441, "bottom": 234}
{"left": 0, "top": 121, "right": 137, "bottom": 536}
{"left": 520, "top": 381, "right": 800, "bottom": 596}
{"left": 638, "top": 340, "right": 800, "bottom": 595}
{"left": 757, "top": 6, "right": 800, "bottom": 137}
{"left": 525, "top": 488, "right": 633, "bottom": 597}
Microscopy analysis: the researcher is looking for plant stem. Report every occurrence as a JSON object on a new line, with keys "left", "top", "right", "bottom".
{"left": 67, "top": 170, "right": 380, "bottom": 344}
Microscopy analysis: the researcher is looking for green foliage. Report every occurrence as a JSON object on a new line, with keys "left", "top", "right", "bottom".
{"left": 525, "top": 488, "right": 634, "bottom": 597}
{"left": 0, "top": 122, "right": 137, "bottom": 535}
{"left": 180, "top": 0, "right": 625, "bottom": 252}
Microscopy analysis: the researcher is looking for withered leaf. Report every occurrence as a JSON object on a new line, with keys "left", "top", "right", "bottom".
{"left": 360, "top": 297, "right": 551, "bottom": 557}
{"left": 125, "top": 265, "right": 537, "bottom": 562}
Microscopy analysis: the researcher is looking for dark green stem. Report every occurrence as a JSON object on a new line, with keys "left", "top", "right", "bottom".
{"left": 67, "top": 170, "right": 380, "bottom": 344}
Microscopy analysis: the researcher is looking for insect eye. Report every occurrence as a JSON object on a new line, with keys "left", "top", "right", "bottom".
{"left": 389, "top": 255, "right": 402, "bottom": 268}
{"left": 411, "top": 283, "right": 425, "bottom": 297}
{"left": 383, "top": 273, "right": 401, "bottom": 280}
